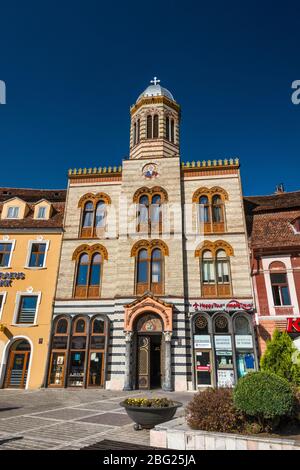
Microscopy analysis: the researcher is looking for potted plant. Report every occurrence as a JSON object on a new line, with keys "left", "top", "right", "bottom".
{"left": 120, "top": 397, "right": 182, "bottom": 430}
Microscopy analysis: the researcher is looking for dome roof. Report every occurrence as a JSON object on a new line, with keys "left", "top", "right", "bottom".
{"left": 137, "top": 78, "right": 174, "bottom": 102}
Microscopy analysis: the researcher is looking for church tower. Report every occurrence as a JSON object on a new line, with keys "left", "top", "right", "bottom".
{"left": 129, "top": 77, "right": 180, "bottom": 160}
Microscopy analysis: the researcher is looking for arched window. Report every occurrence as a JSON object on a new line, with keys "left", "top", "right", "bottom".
{"left": 74, "top": 317, "right": 86, "bottom": 334}
{"left": 202, "top": 250, "right": 215, "bottom": 285}
{"left": 147, "top": 115, "right": 152, "bottom": 139}
{"left": 147, "top": 115, "right": 159, "bottom": 139}
{"left": 79, "top": 195, "right": 110, "bottom": 238}
{"left": 216, "top": 250, "right": 230, "bottom": 285}
{"left": 166, "top": 116, "right": 169, "bottom": 140}
{"left": 95, "top": 201, "right": 106, "bottom": 229}
{"left": 151, "top": 248, "right": 162, "bottom": 293}
{"left": 153, "top": 114, "right": 159, "bottom": 138}
{"left": 135, "top": 189, "right": 167, "bottom": 234}
{"left": 193, "top": 188, "right": 228, "bottom": 233}
{"left": 198, "top": 242, "right": 233, "bottom": 298}
{"left": 137, "top": 249, "right": 149, "bottom": 288}
{"left": 170, "top": 119, "right": 175, "bottom": 143}
{"left": 214, "top": 315, "right": 229, "bottom": 333}
{"left": 234, "top": 316, "right": 251, "bottom": 335}
{"left": 194, "top": 315, "right": 209, "bottom": 334}
{"left": 74, "top": 252, "right": 102, "bottom": 298}
{"left": 56, "top": 318, "right": 68, "bottom": 334}
{"left": 133, "top": 122, "right": 136, "bottom": 146}
{"left": 134, "top": 242, "right": 167, "bottom": 295}
{"left": 82, "top": 202, "right": 94, "bottom": 230}
{"left": 212, "top": 194, "right": 224, "bottom": 223}
{"left": 269, "top": 262, "right": 291, "bottom": 306}
{"left": 199, "top": 196, "right": 210, "bottom": 223}
{"left": 138, "top": 195, "right": 149, "bottom": 227}
{"left": 137, "top": 119, "right": 140, "bottom": 143}
{"left": 151, "top": 194, "right": 162, "bottom": 226}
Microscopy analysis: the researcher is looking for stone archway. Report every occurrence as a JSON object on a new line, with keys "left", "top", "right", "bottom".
{"left": 123, "top": 294, "right": 173, "bottom": 391}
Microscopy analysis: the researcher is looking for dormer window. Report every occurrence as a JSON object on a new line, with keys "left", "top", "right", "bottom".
{"left": 37, "top": 206, "right": 47, "bottom": 219}
{"left": 292, "top": 218, "right": 300, "bottom": 234}
{"left": 7, "top": 207, "right": 19, "bottom": 219}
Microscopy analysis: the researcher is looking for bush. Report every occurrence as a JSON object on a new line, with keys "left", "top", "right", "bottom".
{"left": 233, "top": 371, "right": 294, "bottom": 429}
{"left": 186, "top": 388, "right": 245, "bottom": 433}
{"left": 260, "top": 330, "right": 300, "bottom": 386}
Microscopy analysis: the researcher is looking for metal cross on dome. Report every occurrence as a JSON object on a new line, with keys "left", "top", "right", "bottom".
{"left": 150, "top": 76, "right": 160, "bottom": 86}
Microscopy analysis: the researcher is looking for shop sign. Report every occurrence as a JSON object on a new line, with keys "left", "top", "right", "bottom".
{"left": 0, "top": 272, "right": 25, "bottom": 287}
{"left": 287, "top": 317, "right": 300, "bottom": 333}
{"left": 235, "top": 335, "right": 253, "bottom": 349}
{"left": 214, "top": 335, "right": 232, "bottom": 350}
{"left": 194, "top": 335, "right": 211, "bottom": 349}
{"left": 217, "top": 370, "right": 235, "bottom": 388}
{"left": 190, "top": 299, "right": 253, "bottom": 313}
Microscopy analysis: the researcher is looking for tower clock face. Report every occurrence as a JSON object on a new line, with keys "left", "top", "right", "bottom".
{"left": 142, "top": 163, "right": 158, "bottom": 179}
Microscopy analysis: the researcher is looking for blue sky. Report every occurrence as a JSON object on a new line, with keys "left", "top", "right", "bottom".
{"left": 0, "top": 1, "right": 299, "bottom": 196}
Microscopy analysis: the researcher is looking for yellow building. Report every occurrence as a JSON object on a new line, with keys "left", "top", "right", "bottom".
{"left": 0, "top": 188, "right": 65, "bottom": 389}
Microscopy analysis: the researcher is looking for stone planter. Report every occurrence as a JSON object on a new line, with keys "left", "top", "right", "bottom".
{"left": 150, "top": 417, "right": 300, "bottom": 450}
{"left": 120, "top": 401, "right": 182, "bottom": 430}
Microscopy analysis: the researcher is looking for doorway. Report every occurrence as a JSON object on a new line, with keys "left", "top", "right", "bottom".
{"left": 137, "top": 334, "right": 162, "bottom": 389}
{"left": 4, "top": 339, "right": 31, "bottom": 389}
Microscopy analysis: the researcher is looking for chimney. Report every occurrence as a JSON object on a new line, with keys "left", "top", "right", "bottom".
{"left": 275, "top": 183, "right": 285, "bottom": 194}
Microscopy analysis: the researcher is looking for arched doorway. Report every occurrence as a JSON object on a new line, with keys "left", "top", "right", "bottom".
{"left": 135, "top": 313, "right": 164, "bottom": 390}
{"left": 4, "top": 339, "right": 31, "bottom": 388}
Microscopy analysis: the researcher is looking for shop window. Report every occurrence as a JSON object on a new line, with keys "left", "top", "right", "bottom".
{"left": 28, "top": 242, "right": 47, "bottom": 268}
{"left": 16, "top": 295, "right": 38, "bottom": 324}
{"left": 214, "top": 315, "right": 229, "bottom": 333}
{"left": 234, "top": 316, "right": 255, "bottom": 379}
{"left": 0, "top": 242, "right": 13, "bottom": 267}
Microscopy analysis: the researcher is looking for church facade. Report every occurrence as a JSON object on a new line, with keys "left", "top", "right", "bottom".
{"left": 47, "top": 79, "right": 258, "bottom": 391}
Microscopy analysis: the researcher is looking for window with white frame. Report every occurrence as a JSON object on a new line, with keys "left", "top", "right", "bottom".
{"left": 269, "top": 261, "right": 291, "bottom": 306}
{"left": 27, "top": 242, "right": 48, "bottom": 268}
{"left": 16, "top": 295, "right": 39, "bottom": 324}
{"left": 7, "top": 206, "right": 19, "bottom": 219}
{"left": 37, "top": 206, "right": 47, "bottom": 219}
{"left": 0, "top": 242, "right": 13, "bottom": 267}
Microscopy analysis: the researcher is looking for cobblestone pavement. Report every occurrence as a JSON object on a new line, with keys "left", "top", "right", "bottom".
{"left": 0, "top": 389, "right": 193, "bottom": 450}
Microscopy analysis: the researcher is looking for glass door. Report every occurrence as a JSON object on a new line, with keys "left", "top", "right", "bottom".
{"left": 195, "top": 350, "right": 212, "bottom": 386}
{"left": 88, "top": 352, "right": 103, "bottom": 387}
{"left": 6, "top": 352, "right": 30, "bottom": 388}
{"left": 48, "top": 352, "right": 66, "bottom": 387}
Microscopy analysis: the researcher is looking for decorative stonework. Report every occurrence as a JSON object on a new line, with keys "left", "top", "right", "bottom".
{"left": 133, "top": 186, "right": 168, "bottom": 202}
{"left": 72, "top": 243, "right": 108, "bottom": 261}
{"left": 130, "top": 239, "right": 169, "bottom": 257}
{"left": 195, "top": 240, "right": 234, "bottom": 258}
{"left": 77, "top": 192, "right": 111, "bottom": 208}
{"left": 124, "top": 294, "right": 173, "bottom": 332}
{"left": 142, "top": 163, "right": 159, "bottom": 179}
{"left": 192, "top": 186, "right": 229, "bottom": 203}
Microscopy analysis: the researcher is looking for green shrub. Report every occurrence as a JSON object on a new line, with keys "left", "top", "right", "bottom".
{"left": 233, "top": 371, "right": 294, "bottom": 428}
{"left": 186, "top": 388, "right": 245, "bottom": 433}
{"left": 260, "top": 330, "right": 300, "bottom": 386}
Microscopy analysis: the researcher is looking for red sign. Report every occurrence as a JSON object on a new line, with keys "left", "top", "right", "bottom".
{"left": 191, "top": 299, "right": 253, "bottom": 313}
{"left": 197, "top": 365, "right": 211, "bottom": 372}
{"left": 286, "top": 318, "right": 300, "bottom": 333}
